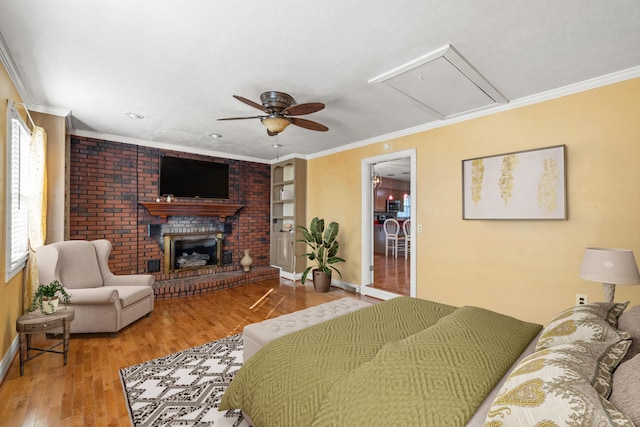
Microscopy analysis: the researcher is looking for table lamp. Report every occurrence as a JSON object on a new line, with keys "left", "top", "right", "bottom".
{"left": 579, "top": 247, "right": 640, "bottom": 303}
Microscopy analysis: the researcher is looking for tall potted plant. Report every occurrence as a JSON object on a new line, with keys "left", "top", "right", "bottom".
{"left": 298, "top": 217, "right": 345, "bottom": 292}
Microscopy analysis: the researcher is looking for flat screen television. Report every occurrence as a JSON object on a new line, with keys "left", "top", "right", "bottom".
{"left": 159, "top": 155, "right": 229, "bottom": 199}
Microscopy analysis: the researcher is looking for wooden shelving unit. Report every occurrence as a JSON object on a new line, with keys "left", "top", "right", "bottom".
{"left": 270, "top": 158, "right": 306, "bottom": 277}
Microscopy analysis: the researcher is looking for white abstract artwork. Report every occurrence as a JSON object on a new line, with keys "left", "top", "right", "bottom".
{"left": 462, "top": 145, "right": 566, "bottom": 220}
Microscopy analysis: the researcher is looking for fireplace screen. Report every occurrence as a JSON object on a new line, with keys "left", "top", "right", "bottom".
{"left": 163, "top": 233, "right": 222, "bottom": 273}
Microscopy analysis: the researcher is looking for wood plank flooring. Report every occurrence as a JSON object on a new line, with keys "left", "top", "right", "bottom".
{"left": 0, "top": 279, "right": 377, "bottom": 427}
{"left": 370, "top": 253, "right": 410, "bottom": 295}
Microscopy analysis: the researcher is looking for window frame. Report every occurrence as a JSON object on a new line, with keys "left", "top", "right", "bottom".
{"left": 5, "top": 101, "right": 31, "bottom": 281}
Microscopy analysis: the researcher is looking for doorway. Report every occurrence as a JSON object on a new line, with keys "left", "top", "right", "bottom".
{"left": 360, "top": 149, "right": 417, "bottom": 300}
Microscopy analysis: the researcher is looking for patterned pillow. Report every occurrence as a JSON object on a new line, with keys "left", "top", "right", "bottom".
{"left": 484, "top": 340, "right": 633, "bottom": 427}
{"left": 618, "top": 305, "right": 640, "bottom": 363}
{"left": 535, "top": 302, "right": 629, "bottom": 351}
{"left": 610, "top": 354, "right": 640, "bottom": 426}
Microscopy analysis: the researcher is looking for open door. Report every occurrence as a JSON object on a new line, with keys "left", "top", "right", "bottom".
{"left": 360, "top": 149, "right": 417, "bottom": 299}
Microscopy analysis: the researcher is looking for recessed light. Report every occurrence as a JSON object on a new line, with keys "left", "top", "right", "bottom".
{"left": 125, "top": 112, "right": 144, "bottom": 120}
{"left": 271, "top": 143, "right": 282, "bottom": 148}
{"left": 209, "top": 133, "right": 223, "bottom": 140}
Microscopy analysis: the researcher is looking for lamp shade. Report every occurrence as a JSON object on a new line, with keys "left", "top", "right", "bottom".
{"left": 579, "top": 248, "right": 640, "bottom": 285}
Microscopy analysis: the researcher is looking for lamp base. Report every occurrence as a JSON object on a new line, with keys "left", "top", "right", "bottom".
{"left": 602, "top": 283, "right": 615, "bottom": 303}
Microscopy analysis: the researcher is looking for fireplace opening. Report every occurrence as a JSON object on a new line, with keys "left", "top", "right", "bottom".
{"left": 163, "top": 233, "right": 227, "bottom": 274}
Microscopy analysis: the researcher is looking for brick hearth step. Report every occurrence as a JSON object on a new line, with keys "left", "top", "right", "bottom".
{"left": 153, "top": 266, "right": 279, "bottom": 299}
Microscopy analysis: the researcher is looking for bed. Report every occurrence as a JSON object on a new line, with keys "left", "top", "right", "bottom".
{"left": 219, "top": 297, "right": 640, "bottom": 426}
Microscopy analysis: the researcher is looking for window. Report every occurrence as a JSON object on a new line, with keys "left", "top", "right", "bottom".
{"left": 6, "top": 101, "right": 32, "bottom": 281}
{"left": 400, "top": 194, "right": 411, "bottom": 219}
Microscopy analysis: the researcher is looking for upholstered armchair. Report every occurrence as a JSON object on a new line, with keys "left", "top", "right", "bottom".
{"left": 36, "top": 239, "right": 155, "bottom": 335}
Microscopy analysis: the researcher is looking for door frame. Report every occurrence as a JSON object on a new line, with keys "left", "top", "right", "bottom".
{"left": 360, "top": 149, "right": 417, "bottom": 299}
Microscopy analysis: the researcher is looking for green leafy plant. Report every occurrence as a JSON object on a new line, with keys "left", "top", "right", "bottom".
{"left": 28, "top": 280, "right": 71, "bottom": 314}
{"left": 297, "top": 217, "right": 345, "bottom": 284}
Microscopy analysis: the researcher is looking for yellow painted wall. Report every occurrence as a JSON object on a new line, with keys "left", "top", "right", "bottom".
{"left": 307, "top": 78, "right": 640, "bottom": 325}
{"left": 0, "top": 62, "right": 25, "bottom": 360}
{"left": 32, "top": 111, "right": 67, "bottom": 244}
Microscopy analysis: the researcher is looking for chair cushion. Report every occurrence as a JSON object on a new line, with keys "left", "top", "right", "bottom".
{"left": 56, "top": 241, "right": 103, "bottom": 289}
{"left": 113, "top": 286, "right": 154, "bottom": 308}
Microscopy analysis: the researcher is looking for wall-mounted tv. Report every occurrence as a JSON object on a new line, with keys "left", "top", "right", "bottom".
{"left": 159, "top": 155, "right": 230, "bottom": 199}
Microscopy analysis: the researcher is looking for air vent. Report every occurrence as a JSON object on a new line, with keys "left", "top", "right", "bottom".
{"left": 369, "top": 45, "right": 508, "bottom": 118}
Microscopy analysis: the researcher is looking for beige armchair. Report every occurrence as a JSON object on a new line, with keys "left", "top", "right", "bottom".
{"left": 36, "top": 239, "right": 155, "bottom": 335}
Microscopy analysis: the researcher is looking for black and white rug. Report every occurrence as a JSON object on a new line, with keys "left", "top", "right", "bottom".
{"left": 119, "top": 334, "right": 250, "bottom": 426}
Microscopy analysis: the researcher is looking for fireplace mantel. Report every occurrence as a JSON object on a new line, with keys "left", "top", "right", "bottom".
{"left": 140, "top": 202, "right": 244, "bottom": 219}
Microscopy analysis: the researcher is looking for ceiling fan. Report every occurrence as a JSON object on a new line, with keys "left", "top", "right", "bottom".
{"left": 218, "top": 91, "right": 329, "bottom": 136}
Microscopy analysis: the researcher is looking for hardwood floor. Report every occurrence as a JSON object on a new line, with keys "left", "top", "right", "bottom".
{"left": 0, "top": 279, "right": 377, "bottom": 427}
{"left": 370, "top": 253, "right": 410, "bottom": 295}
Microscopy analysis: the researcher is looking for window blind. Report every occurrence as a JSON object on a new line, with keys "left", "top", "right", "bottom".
{"left": 6, "top": 102, "right": 31, "bottom": 280}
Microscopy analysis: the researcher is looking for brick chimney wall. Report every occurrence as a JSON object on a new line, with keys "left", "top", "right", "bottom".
{"left": 69, "top": 136, "right": 271, "bottom": 280}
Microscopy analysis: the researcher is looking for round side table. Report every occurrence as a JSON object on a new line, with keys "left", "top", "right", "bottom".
{"left": 15, "top": 307, "right": 74, "bottom": 376}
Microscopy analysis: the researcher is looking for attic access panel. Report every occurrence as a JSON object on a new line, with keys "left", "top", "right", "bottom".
{"left": 369, "top": 45, "right": 507, "bottom": 118}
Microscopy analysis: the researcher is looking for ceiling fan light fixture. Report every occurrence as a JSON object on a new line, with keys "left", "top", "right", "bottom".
{"left": 261, "top": 116, "right": 291, "bottom": 134}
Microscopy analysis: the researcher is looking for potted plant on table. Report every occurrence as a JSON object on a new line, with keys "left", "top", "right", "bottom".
{"left": 298, "top": 217, "right": 345, "bottom": 292}
{"left": 28, "top": 280, "right": 71, "bottom": 315}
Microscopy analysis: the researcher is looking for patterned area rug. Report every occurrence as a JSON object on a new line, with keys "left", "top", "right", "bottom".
{"left": 119, "top": 334, "right": 251, "bottom": 426}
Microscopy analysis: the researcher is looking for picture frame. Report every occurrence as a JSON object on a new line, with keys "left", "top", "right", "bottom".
{"left": 462, "top": 145, "right": 566, "bottom": 220}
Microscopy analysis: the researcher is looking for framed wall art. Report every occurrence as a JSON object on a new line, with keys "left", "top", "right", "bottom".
{"left": 462, "top": 145, "right": 566, "bottom": 220}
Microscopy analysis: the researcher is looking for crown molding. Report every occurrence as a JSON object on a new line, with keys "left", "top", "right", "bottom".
{"left": 0, "top": 29, "right": 32, "bottom": 105}
{"left": 268, "top": 152, "right": 309, "bottom": 164}
{"left": 29, "top": 103, "right": 71, "bottom": 117}
{"left": 69, "top": 129, "right": 271, "bottom": 164}
{"left": 308, "top": 65, "right": 640, "bottom": 160}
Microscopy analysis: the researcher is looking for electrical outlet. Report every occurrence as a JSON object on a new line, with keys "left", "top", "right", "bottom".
{"left": 417, "top": 224, "right": 423, "bottom": 233}
{"left": 576, "top": 294, "right": 588, "bottom": 306}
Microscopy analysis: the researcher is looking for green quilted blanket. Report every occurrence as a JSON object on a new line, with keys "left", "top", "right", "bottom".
{"left": 311, "top": 305, "right": 541, "bottom": 426}
{"left": 219, "top": 298, "right": 541, "bottom": 427}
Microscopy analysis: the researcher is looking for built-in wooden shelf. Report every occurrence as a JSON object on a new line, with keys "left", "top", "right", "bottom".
{"left": 140, "top": 202, "right": 244, "bottom": 219}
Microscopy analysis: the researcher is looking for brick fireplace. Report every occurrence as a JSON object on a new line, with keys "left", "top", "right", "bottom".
{"left": 69, "top": 136, "right": 275, "bottom": 296}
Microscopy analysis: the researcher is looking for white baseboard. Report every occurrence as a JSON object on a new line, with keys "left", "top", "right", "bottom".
{"left": 277, "top": 270, "right": 301, "bottom": 281}
{"left": 0, "top": 336, "right": 19, "bottom": 383}
{"left": 270, "top": 266, "right": 366, "bottom": 296}
{"left": 330, "top": 279, "right": 360, "bottom": 294}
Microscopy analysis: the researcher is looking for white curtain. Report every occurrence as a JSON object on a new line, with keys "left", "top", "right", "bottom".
{"left": 25, "top": 126, "right": 47, "bottom": 311}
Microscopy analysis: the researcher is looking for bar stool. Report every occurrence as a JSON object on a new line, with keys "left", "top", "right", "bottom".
{"left": 383, "top": 219, "right": 405, "bottom": 258}
{"left": 403, "top": 219, "right": 411, "bottom": 259}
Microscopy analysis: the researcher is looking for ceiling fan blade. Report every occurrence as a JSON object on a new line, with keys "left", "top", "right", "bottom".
{"left": 217, "top": 115, "right": 265, "bottom": 121}
{"left": 283, "top": 102, "right": 325, "bottom": 116}
{"left": 233, "top": 95, "right": 267, "bottom": 111}
{"left": 289, "top": 117, "right": 329, "bottom": 132}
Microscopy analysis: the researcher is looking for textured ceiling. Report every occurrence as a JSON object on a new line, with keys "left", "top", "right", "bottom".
{"left": 1, "top": 1, "right": 639, "bottom": 162}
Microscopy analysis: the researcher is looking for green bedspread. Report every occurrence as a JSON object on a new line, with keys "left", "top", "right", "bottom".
{"left": 219, "top": 297, "right": 541, "bottom": 427}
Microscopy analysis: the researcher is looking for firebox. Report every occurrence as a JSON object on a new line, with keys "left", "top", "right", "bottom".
{"left": 163, "top": 232, "right": 224, "bottom": 274}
